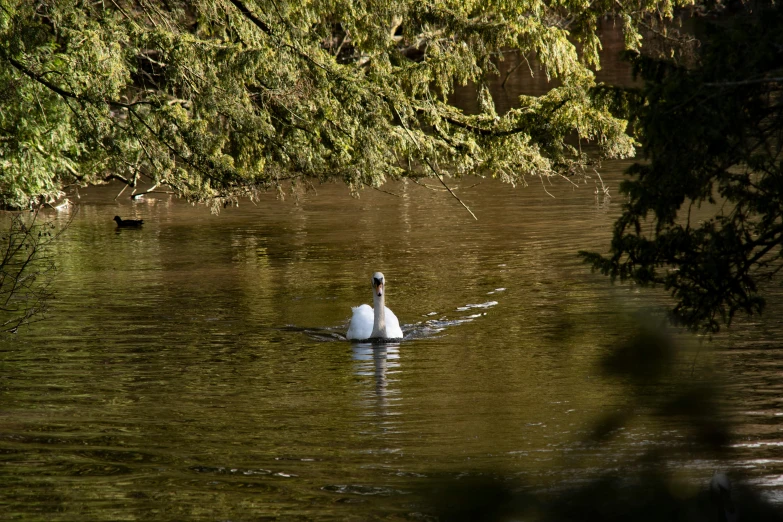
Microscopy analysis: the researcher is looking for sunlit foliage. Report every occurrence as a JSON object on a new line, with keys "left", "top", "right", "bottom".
{"left": 0, "top": 0, "right": 691, "bottom": 209}
{"left": 582, "top": 2, "right": 783, "bottom": 333}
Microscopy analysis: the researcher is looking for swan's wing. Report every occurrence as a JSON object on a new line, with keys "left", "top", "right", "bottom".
{"left": 347, "top": 304, "right": 374, "bottom": 340}
{"left": 384, "top": 306, "right": 404, "bottom": 339}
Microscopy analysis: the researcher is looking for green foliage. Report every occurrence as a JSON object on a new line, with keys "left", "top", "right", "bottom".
{"left": 0, "top": 0, "right": 690, "bottom": 209}
{"left": 582, "top": 2, "right": 783, "bottom": 333}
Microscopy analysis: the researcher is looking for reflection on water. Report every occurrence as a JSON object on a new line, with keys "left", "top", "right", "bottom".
{"left": 352, "top": 343, "right": 401, "bottom": 417}
{"left": 1, "top": 164, "right": 781, "bottom": 519}
{"left": 1, "top": 165, "right": 781, "bottom": 519}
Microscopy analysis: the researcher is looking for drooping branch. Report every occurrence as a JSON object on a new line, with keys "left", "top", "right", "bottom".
{"left": 228, "top": 0, "right": 273, "bottom": 36}
{"left": 392, "top": 107, "right": 478, "bottom": 220}
{"left": 3, "top": 52, "right": 159, "bottom": 110}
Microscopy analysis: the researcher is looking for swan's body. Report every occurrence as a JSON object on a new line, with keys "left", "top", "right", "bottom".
{"left": 347, "top": 272, "right": 404, "bottom": 341}
{"left": 347, "top": 304, "right": 403, "bottom": 340}
{"left": 710, "top": 472, "right": 737, "bottom": 522}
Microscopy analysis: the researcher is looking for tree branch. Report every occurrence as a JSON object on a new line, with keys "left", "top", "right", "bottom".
{"left": 228, "top": 0, "right": 273, "bottom": 35}
{"left": 393, "top": 108, "right": 477, "bottom": 220}
{"left": 3, "top": 53, "right": 159, "bottom": 110}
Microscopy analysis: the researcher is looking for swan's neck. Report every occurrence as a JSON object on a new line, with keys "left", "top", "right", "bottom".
{"left": 371, "top": 292, "right": 386, "bottom": 338}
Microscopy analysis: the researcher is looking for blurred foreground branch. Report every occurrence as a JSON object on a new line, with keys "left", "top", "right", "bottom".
{"left": 0, "top": 210, "right": 70, "bottom": 333}
{"left": 420, "top": 318, "right": 783, "bottom": 521}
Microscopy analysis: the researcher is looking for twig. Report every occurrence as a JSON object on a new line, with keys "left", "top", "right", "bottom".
{"left": 690, "top": 337, "right": 704, "bottom": 377}
{"left": 228, "top": 0, "right": 272, "bottom": 34}
{"left": 364, "top": 183, "right": 401, "bottom": 197}
{"left": 130, "top": 183, "right": 165, "bottom": 199}
{"left": 391, "top": 108, "right": 477, "bottom": 220}
{"left": 559, "top": 173, "right": 579, "bottom": 188}
{"left": 704, "top": 77, "right": 783, "bottom": 88}
{"left": 335, "top": 30, "right": 349, "bottom": 57}
{"left": 42, "top": 199, "right": 70, "bottom": 210}
{"left": 434, "top": 173, "right": 477, "bottom": 219}
{"left": 110, "top": 0, "right": 142, "bottom": 29}
{"left": 541, "top": 176, "right": 555, "bottom": 198}
{"left": 0, "top": 209, "right": 74, "bottom": 333}
{"left": 413, "top": 177, "right": 484, "bottom": 191}
{"left": 593, "top": 169, "right": 609, "bottom": 196}
{"left": 501, "top": 61, "right": 525, "bottom": 88}
{"left": 411, "top": 178, "right": 447, "bottom": 191}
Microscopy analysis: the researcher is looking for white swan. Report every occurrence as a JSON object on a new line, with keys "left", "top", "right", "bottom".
{"left": 347, "top": 272, "right": 404, "bottom": 341}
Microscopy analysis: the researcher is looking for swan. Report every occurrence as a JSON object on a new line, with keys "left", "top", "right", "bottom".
{"left": 347, "top": 272, "right": 404, "bottom": 341}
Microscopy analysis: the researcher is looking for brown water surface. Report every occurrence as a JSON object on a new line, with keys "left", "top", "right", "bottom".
{"left": 3, "top": 26, "right": 783, "bottom": 518}
{"left": 2, "top": 165, "right": 782, "bottom": 519}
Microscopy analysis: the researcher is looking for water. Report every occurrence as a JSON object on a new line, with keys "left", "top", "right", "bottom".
{"left": 4, "top": 22, "right": 783, "bottom": 516}
{"left": 1, "top": 164, "right": 782, "bottom": 519}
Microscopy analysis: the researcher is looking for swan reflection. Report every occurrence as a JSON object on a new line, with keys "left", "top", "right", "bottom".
{"left": 352, "top": 342, "right": 401, "bottom": 418}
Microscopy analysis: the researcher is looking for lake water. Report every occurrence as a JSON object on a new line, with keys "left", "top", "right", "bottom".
{"left": 2, "top": 162, "right": 783, "bottom": 519}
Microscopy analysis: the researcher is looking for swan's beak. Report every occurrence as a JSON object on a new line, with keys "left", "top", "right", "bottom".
{"left": 375, "top": 283, "right": 384, "bottom": 297}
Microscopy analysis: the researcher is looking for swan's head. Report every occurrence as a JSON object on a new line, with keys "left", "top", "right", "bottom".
{"left": 372, "top": 272, "right": 385, "bottom": 298}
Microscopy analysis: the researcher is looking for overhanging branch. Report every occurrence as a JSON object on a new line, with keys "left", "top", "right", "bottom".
{"left": 3, "top": 52, "right": 159, "bottom": 110}
{"left": 228, "top": 0, "right": 273, "bottom": 35}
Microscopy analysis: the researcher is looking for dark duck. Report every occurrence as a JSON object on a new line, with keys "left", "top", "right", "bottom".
{"left": 113, "top": 216, "right": 144, "bottom": 228}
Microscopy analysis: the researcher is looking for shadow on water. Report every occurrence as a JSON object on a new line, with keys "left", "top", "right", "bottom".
{"left": 279, "top": 299, "right": 783, "bottom": 521}
{"left": 278, "top": 308, "right": 783, "bottom": 520}
{"left": 409, "top": 317, "right": 783, "bottom": 521}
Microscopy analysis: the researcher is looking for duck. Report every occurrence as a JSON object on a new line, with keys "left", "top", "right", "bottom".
{"left": 114, "top": 216, "right": 144, "bottom": 228}
{"left": 347, "top": 272, "right": 404, "bottom": 341}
